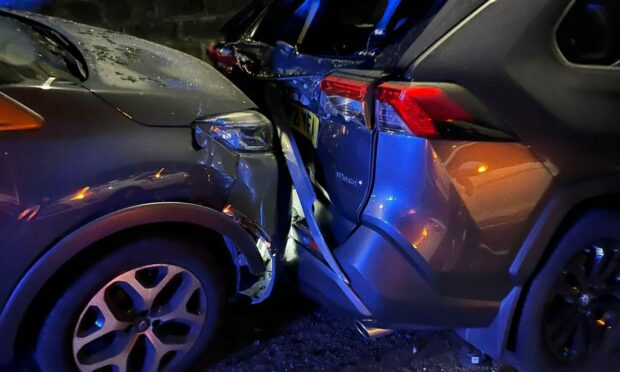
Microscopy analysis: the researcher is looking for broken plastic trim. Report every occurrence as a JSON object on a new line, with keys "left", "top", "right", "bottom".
{"left": 222, "top": 206, "right": 276, "bottom": 304}
{"left": 240, "top": 236, "right": 274, "bottom": 303}
{"left": 265, "top": 84, "right": 371, "bottom": 317}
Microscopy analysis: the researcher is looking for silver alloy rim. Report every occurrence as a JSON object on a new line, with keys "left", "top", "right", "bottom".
{"left": 543, "top": 243, "right": 619, "bottom": 362}
{"left": 72, "top": 264, "right": 207, "bottom": 371}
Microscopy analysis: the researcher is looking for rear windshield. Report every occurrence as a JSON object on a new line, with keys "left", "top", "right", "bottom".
{"left": 250, "top": 0, "right": 442, "bottom": 56}
{"left": 0, "top": 14, "right": 85, "bottom": 84}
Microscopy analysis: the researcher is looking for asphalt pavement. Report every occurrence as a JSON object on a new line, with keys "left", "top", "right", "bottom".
{"left": 196, "top": 285, "right": 513, "bottom": 372}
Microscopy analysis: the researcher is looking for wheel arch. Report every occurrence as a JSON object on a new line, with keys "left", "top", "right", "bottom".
{"left": 462, "top": 174, "right": 620, "bottom": 363}
{"left": 504, "top": 186, "right": 620, "bottom": 354}
{"left": 510, "top": 174, "right": 620, "bottom": 285}
{"left": 0, "top": 202, "right": 266, "bottom": 365}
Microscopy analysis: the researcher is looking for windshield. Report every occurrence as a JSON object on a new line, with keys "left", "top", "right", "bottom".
{"left": 249, "top": 0, "right": 442, "bottom": 55}
{"left": 0, "top": 13, "right": 86, "bottom": 84}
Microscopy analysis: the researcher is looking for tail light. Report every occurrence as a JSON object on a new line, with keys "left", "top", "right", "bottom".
{"left": 0, "top": 92, "right": 43, "bottom": 132}
{"left": 319, "top": 75, "right": 371, "bottom": 128}
{"left": 374, "top": 83, "right": 472, "bottom": 138}
{"left": 318, "top": 73, "right": 491, "bottom": 139}
{"left": 206, "top": 44, "right": 239, "bottom": 73}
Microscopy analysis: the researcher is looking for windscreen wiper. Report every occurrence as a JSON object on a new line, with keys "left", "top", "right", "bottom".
{"left": 30, "top": 23, "right": 88, "bottom": 81}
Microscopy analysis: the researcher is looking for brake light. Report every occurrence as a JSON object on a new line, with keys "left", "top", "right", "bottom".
{"left": 318, "top": 74, "right": 480, "bottom": 138}
{"left": 375, "top": 83, "right": 471, "bottom": 138}
{"left": 206, "top": 44, "right": 239, "bottom": 72}
{"left": 0, "top": 92, "right": 43, "bottom": 132}
{"left": 320, "top": 76, "right": 369, "bottom": 100}
{"left": 319, "top": 76, "right": 370, "bottom": 127}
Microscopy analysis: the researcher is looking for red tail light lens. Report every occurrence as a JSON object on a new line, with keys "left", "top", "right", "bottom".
{"left": 319, "top": 76, "right": 369, "bottom": 101}
{"left": 0, "top": 92, "right": 43, "bottom": 132}
{"left": 319, "top": 74, "right": 479, "bottom": 138}
{"left": 375, "top": 83, "right": 472, "bottom": 138}
{"left": 319, "top": 76, "right": 370, "bottom": 127}
{"left": 206, "top": 44, "right": 239, "bottom": 71}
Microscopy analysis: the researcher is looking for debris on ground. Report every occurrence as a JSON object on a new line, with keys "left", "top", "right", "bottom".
{"left": 196, "top": 285, "right": 504, "bottom": 371}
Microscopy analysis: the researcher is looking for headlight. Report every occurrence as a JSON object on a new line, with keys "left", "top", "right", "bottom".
{"left": 193, "top": 111, "right": 273, "bottom": 152}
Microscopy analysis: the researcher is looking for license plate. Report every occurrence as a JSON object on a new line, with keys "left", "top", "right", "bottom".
{"left": 288, "top": 104, "right": 320, "bottom": 147}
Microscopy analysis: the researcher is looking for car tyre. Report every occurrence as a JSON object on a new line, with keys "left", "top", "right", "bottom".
{"left": 515, "top": 209, "right": 620, "bottom": 372}
{"left": 34, "top": 234, "right": 225, "bottom": 371}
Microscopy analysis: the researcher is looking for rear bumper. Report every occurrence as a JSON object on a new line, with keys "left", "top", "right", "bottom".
{"left": 287, "top": 243, "right": 364, "bottom": 317}
{"left": 292, "top": 223, "right": 499, "bottom": 329}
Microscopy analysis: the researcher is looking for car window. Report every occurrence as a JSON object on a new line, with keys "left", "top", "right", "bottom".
{"left": 250, "top": 0, "right": 308, "bottom": 46}
{"left": 250, "top": 0, "right": 442, "bottom": 56}
{"left": 0, "top": 14, "right": 85, "bottom": 84}
{"left": 557, "top": 0, "right": 619, "bottom": 66}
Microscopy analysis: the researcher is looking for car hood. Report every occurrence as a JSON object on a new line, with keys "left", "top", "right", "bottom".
{"left": 19, "top": 12, "right": 255, "bottom": 126}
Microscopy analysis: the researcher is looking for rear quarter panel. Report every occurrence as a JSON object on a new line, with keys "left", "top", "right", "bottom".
{"left": 406, "top": 0, "right": 620, "bottom": 283}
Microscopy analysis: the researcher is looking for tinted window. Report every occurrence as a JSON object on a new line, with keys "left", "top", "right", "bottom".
{"left": 0, "top": 14, "right": 84, "bottom": 84}
{"left": 251, "top": 0, "right": 440, "bottom": 56}
{"left": 557, "top": 0, "right": 619, "bottom": 66}
{"left": 251, "top": 0, "right": 310, "bottom": 46}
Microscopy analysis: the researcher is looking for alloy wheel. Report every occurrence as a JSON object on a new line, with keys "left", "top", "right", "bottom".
{"left": 543, "top": 242, "right": 620, "bottom": 362}
{"left": 72, "top": 264, "right": 207, "bottom": 371}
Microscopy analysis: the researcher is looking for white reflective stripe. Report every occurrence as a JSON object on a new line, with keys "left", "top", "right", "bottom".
{"left": 41, "top": 77, "right": 56, "bottom": 90}
{"left": 297, "top": 0, "right": 320, "bottom": 46}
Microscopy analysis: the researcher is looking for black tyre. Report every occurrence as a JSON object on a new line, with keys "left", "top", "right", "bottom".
{"left": 34, "top": 234, "right": 225, "bottom": 371}
{"left": 515, "top": 209, "right": 620, "bottom": 372}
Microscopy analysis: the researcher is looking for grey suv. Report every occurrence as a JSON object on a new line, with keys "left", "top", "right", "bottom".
{"left": 0, "top": 10, "right": 286, "bottom": 371}
{"left": 210, "top": 0, "right": 620, "bottom": 370}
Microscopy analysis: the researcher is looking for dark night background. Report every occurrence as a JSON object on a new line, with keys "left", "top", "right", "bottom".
{"left": 0, "top": 0, "right": 245, "bottom": 58}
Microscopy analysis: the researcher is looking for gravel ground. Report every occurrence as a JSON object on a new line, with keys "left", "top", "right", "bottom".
{"left": 195, "top": 285, "right": 514, "bottom": 372}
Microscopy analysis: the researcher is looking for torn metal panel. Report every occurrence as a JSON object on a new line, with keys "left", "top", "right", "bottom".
{"left": 265, "top": 84, "right": 371, "bottom": 317}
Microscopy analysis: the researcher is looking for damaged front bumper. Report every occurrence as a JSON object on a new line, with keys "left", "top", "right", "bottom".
{"left": 206, "top": 136, "right": 287, "bottom": 304}
{"left": 222, "top": 208, "right": 277, "bottom": 304}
